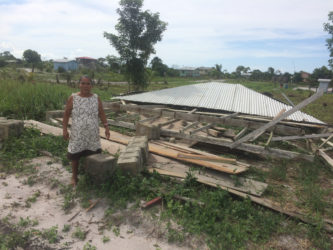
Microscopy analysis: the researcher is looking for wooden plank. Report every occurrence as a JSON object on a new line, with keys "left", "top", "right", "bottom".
{"left": 107, "top": 119, "right": 136, "bottom": 130}
{"left": 318, "top": 149, "right": 333, "bottom": 170}
{"left": 148, "top": 164, "right": 267, "bottom": 196}
{"left": 180, "top": 121, "right": 200, "bottom": 133}
{"left": 188, "top": 108, "right": 197, "bottom": 114}
{"left": 207, "top": 128, "right": 223, "bottom": 137}
{"left": 177, "top": 153, "right": 237, "bottom": 164}
{"left": 320, "top": 138, "right": 333, "bottom": 147}
{"left": 139, "top": 115, "right": 160, "bottom": 123}
{"left": 233, "top": 127, "right": 248, "bottom": 141}
{"left": 160, "top": 129, "right": 314, "bottom": 161}
{"left": 158, "top": 119, "right": 179, "bottom": 128}
{"left": 190, "top": 123, "right": 214, "bottom": 135}
{"left": 265, "top": 131, "right": 274, "bottom": 146}
{"left": 318, "top": 133, "right": 333, "bottom": 149}
{"left": 249, "top": 109, "right": 285, "bottom": 142}
{"left": 281, "top": 92, "right": 295, "bottom": 106}
{"left": 231, "top": 90, "right": 324, "bottom": 148}
{"left": 271, "top": 133, "right": 332, "bottom": 142}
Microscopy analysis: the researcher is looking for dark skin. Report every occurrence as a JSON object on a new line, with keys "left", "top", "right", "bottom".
{"left": 63, "top": 77, "right": 110, "bottom": 187}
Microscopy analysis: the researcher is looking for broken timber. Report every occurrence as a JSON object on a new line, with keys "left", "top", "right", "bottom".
{"left": 317, "top": 149, "right": 333, "bottom": 171}
{"left": 271, "top": 133, "right": 332, "bottom": 142}
{"left": 103, "top": 102, "right": 307, "bottom": 135}
{"left": 93, "top": 118, "right": 313, "bottom": 161}
{"left": 230, "top": 90, "right": 324, "bottom": 148}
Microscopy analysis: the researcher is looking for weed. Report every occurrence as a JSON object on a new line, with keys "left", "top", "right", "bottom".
{"left": 269, "top": 160, "right": 287, "bottom": 181}
{"left": 72, "top": 227, "right": 86, "bottom": 240}
{"left": 25, "top": 190, "right": 40, "bottom": 207}
{"left": 83, "top": 242, "right": 97, "bottom": 250}
{"left": 42, "top": 226, "right": 59, "bottom": 244}
{"left": 102, "top": 235, "right": 110, "bottom": 243}
{"left": 62, "top": 224, "right": 71, "bottom": 233}
{"left": 113, "top": 226, "right": 120, "bottom": 237}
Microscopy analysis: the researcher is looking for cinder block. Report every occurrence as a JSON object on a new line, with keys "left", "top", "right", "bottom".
{"left": 84, "top": 154, "right": 117, "bottom": 183}
{"left": 117, "top": 156, "right": 142, "bottom": 175}
{"left": 45, "top": 110, "right": 64, "bottom": 122}
{"left": 135, "top": 123, "right": 160, "bottom": 140}
{"left": 127, "top": 142, "right": 148, "bottom": 163}
{"left": 0, "top": 119, "right": 24, "bottom": 141}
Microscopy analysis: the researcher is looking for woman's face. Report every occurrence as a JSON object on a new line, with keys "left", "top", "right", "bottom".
{"left": 79, "top": 77, "right": 92, "bottom": 95}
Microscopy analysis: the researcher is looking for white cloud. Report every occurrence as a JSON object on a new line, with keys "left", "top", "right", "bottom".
{"left": 0, "top": 0, "right": 332, "bottom": 72}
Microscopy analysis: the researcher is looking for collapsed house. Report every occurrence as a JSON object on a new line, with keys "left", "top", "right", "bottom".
{"left": 17, "top": 81, "right": 333, "bottom": 232}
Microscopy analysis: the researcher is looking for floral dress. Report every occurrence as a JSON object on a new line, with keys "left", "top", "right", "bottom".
{"left": 68, "top": 93, "right": 101, "bottom": 154}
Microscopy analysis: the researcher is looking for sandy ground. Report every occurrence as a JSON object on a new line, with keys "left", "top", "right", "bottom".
{"left": 0, "top": 156, "right": 204, "bottom": 250}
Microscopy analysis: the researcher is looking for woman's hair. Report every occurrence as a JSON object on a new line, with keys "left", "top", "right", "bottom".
{"left": 79, "top": 75, "right": 93, "bottom": 84}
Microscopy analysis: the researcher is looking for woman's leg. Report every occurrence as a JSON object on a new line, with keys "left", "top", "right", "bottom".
{"left": 71, "top": 159, "right": 79, "bottom": 187}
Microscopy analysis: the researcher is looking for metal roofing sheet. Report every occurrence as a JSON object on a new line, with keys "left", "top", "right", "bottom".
{"left": 112, "top": 82, "right": 324, "bottom": 124}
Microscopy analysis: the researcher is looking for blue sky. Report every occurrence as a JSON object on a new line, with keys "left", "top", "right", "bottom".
{"left": 0, "top": 0, "right": 332, "bottom": 73}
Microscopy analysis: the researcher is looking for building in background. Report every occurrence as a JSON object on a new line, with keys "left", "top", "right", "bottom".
{"left": 53, "top": 59, "right": 78, "bottom": 71}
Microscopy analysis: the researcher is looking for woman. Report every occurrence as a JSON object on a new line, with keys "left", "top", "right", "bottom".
{"left": 63, "top": 76, "right": 110, "bottom": 187}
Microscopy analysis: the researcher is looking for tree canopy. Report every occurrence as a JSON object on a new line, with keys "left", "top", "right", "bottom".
{"left": 104, "top": 0, "right": 167, "bottom": 90}
{"left": 324, "top": 11, "right": 333, "bottom": 69}
{"left": 23, "top": 49, "right": 41, "bottom": 72}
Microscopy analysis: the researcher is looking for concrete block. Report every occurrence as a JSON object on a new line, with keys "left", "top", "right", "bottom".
{"left": 0, "top": 119, "right": 24, "bottom": 141}
{"left": 127, "top": 142, "right": 148, "bottom": 163}
{"left": 135, "top": 123, "right": 160, "bottom": 140}
{"left": 45, "top": 110, "right": 64, "bottom": 122}
{"left": 117, "top": 156, "right": 142, "bottom": 175}
{"left": 84, "top": 154, "right": 117, "bottom": 183}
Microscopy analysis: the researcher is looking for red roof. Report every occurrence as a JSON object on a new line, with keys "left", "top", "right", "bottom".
{"left": 76, "top": 57, "right": 96, "bottom": 60}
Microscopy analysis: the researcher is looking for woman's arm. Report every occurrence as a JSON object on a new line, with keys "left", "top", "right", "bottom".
{"left": 98, "top": 97, "right": 110, "bottom": 139}
{"left": 63, "top": 95, "right": 73, "bottom": 140}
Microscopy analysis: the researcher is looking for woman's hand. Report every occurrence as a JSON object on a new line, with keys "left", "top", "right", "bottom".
{"left": 105, "top": 128, "right": 110, "bottom": 140}
{"left": 63, "top": 129, "right": 69, "bottom": 140}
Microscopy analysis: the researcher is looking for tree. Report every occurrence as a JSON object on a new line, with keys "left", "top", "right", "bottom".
{"left": 211, "top": 64, "right": 222, "bottom": 79}
{"left": 104, "top": 0, "right": 167, "bottom": 91}
{"left": 0, "top": 51, "right": 15, "bottom": 60}
{"left": 150, "top": 56, "right": 168, "bottom": 77}
{"left": 324, "top": 11, "right": 333, "bottom": 69}
{"left": 23, "top": 49, "right": 41, "bottom": 73}
{"left": 106, "top": 55, "right": 123, "bottom": 73}
{"left": 310, "top": 66, "right": 332, "bottom": 82}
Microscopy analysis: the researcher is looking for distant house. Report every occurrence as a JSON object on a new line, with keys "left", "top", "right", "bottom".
{"left": 177, "top": 67, "right": 200, "bottom": 77}
{"left": 53, "top": 59, "right": 78, "bottom": 71}
{"left": 300, "top": 71, "right": 310, "bottom": 82}
{"left": 76, "top": 57, "right": 97, "bottom": 69}
{"left": 197, "top": 67, "right": 214, "bottom": 75}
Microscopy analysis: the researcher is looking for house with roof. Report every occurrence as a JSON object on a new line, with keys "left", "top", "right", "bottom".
{"left": 76, "top": 57, "right": 97, "bottom": 69}
{"left": 53, "top": 59, "right": 78, "bottom": 71}
{"left": 176, "top": 67, "right": 200, "bottom": 77}
{"left": 197, "top": 67, "right": 214, "bottom": 75}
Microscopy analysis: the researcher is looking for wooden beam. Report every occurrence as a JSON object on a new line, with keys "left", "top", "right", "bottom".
{"left": 233, "top": 127, "right": 248, "bottom": 141}
{"left": 281, "top": 92, "right": 295, "bottom": 106}
{"left": 265, "top": 131, "right": 274, "bottom": 146}
{"left": 231, "top": 90, "right": 324, "bottom": 148}
{"left": 207, "top": 128, "right": 223, "bottom": 137}
{"left": 160, "top": 128, "right": 314, "bottom": 161}
{"left": 107, "top": 119, "right": 135, "bottom": 130}
{"left": 158, "top": 119, "right": 179, "bottom": 128}
{"left": 317, "top": 149, "right": 333, "bottom": 171}
{"left": 177, "top": 153, "right": 237, "bottom": 164}
{"left": 190, "top": 123, "right": 214, "bottom": 135}
{"left": 318, "top": 133, "right": 333, "bottom": 149}
{"left": 271, "top": 133, "right": 332, "bottom": 142}
{"left": 320, "top": 138, "right": 333, "bottom": 147}
{"left": 138, "top": 115, "right": 160, "bottom": 123}
{"left": 180, "top": 121, "right": 199, "bottom": 133}
{"left": 188, "top": 108, "right": 197, "bottom": 114}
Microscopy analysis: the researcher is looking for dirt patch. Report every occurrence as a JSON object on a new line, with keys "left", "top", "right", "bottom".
{"left": 0, "top": 156, "right": 203, "bottom": 249}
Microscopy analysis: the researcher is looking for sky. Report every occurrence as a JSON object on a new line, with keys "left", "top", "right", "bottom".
{"left": 0, "top": 0, "right": 332, "bottom": 73}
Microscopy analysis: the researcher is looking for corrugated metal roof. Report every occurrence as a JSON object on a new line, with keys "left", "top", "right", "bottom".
{"left": 112, "top": 82, "right": 324, "bottom": 124}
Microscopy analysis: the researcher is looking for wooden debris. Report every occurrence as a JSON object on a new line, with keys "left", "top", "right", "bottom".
{"left": 148, "top": 164, "right": 267, "bottom": 196}
{"left": 317, "top": 149, "right": 333, "bottom": 171}
{"left": 281, "top": 92, "right": 295, "bottom": 106}
{"left": 68, "top": 210, "right": 80, "bottom": 222}
{"left": 265, "top": 131, "right": 274, "bottom": 146}
{"left": 233, "top": 127, "right": 248, "bottom": 141}
{"left": 139, "top": 115, "right": 161, "bottom": 123}
{"left": 177, "top": 153, "right": 237, "bottom": 164}
{"left": 107, "top": 119, "right": 135, "bottom": 130}
{"left": 320, "top": 138, "right": 333, "bottom": 147}
{"left": 158, "top": 119, "right": 179, "bottom": 128}
{"left": 190, "top": 123, "right": 214, "bottom": 135}
{"left": 318, "top": 133, "right": 333, "bottom": 149}
{"left": 86, "top": 199, "right": 101, "bottom": 212}
{"left": 180, "top": 121, "right": 199, "bottom": 133}
{"left": 231, "top": 90, "right": 324, "bottom": 148}
{"left": 141, "top": 197, "right": 162, "bottom": 209}
{"left": 207, "top": 128, "right": 223, "bottom": 137}
{"left": 271, "top": 133, "right": 332, "bottom": 142}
